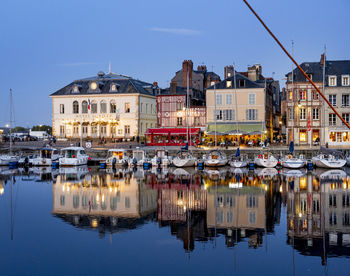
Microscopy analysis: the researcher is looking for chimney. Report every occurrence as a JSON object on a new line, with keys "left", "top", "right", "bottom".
{"left": 182, "top": 60, "right": 193, "bottom": 88}
{"left": 197, "top": 65, "right": 207, "bottom": 72}
{"left": 224, "top": 65, "right": 234, "bottom": 79}
{"left": 170, "top": 81, "right": 177, "bottom": 94}
{"left": 247, "top": 64, "right": 261, "bottom": 81}
{"left": 320, "top": 53, "right": 325, "bottom": 67}
{"left": 153, "top": 81, "right": 158, "bottom": 87}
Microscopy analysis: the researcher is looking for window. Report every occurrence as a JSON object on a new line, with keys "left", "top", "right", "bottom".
{"left": 145, "top": 103, "right": 148, "bottom": 113}
{"left": 100, "top": 101, "right": 107, "bottom": 113}
{"left": 60, "top": 195, "right": 65, "bottom": 206}
{"left": 226, "top": 80, "right": 232, "bottom": 88}
{"left": 176, "top": 102, "right": 183, "bottom": 111}
{"left": 227, "top": 212, "right": 233, "bottom": 223}
{"left": 289, "top": 90, "right": 293, "bottom": 100}
{"left": 249, "top": 212, "right": 256, "bottom": 224}
{"left": 110, "top": 83, "right": 118, "bottom": 92}
{"left": 125, "top": 102, "right": 130, "bottom": 113}
{"left": 299, "top": 108, "right": 306, "bottom": 120}
{"left": 110, "top": 101, "right": 117, "bottom": 113}
{"left": 73, "top": 101, "right": 79, "bottom": 114}
{"left": 288, "top": 108, "right": 294, "bottom": 120}
{"left": 299, "top": 90, "right": 306, "bottom": 100}
{"left": 342, "top": 75, "right": 349, "bottom": 86}
{"left": 210, "top": 81, "right": 215, "bottom": 86}
{"left": 73, "top": 195, "right": 79, "bottom": 208}
{"left": 141, "top": 103, "right": 143, "bottom": 112}
{"left": 125, "top": 197, "right": 130, "bottom": 208}
{"left": 124, "top": 125, "right": 130, "bottom": 135}
{"left": 118, "top": 129, "right": 123, "bottom": 135}
{"left": 194, "top": 117, "right": 200, "bottom": 126}
{"left": 342, "top": 94, "right": 350, "bottom": 107}
{"left": 90, "top": 81, "right": 98, "bottom": 90}
{"left": 329, "top": 76, "right": 337, "bottom": 86}
{"left": 82, "top": 126, "right": 88, "bottom": 134}
{"left": 239, "top": 79, "right": 245, "bottom": 87}
{"left": 91, "top": 125, "right": 97, "bottom": 134}
{"left": 343, "top": 194, "right": 350, "bottom": 207}
{"left": 299, "top": 129, "right": 307, "bottom": 142}
{"left": 60, "top": 104, "right": 64, "bottom": 114}
{"left": 215, "top": 110, "right": 223, "bottom": 120}
{"left": 91, "top": 101, "right": 97, "bottom": 113}
{"left": 248, "top": 94, "right": 256, "bottom": 105}
{"left": 60, "top": 125, "right": 65, "bottom": 135}
{"left": 246, "top": 109, "right": 258, "bottom": 120}
{"left": 216, "top": 211, "right": 223, "bottom": 224}
{"left": 329, "top": 113, "right": 336, "bottom": 126}
{"left": 312, "top": 108, "right": 319, "bottom": 120}
{"left": 82, "top": 101, "right": 88, "bottom": 114}
{"left": 72, "top": 85, "right": 79, "bottom": 93}
{"left": 216, "top": 94, "right": 222, "bottom": 105}
{"left": 329, "top": 213, "right": 337, "bottom": 225}
{"left": 224, "top": 109, "right": 235, "bottom": 121}
{"left": 100, "top": 126, "right": 106, "bottom": 135}
{"left": 329, "top": 194, "right": 337, "bottom": 207}
{"left": 329, "top": 94, "right": 336, "bottom": 106}
{"left": 342, "top": 113, "right": 350, "bottom": 124}
{"left": 177, "top": 117, "right": 183, "bottom": 126}
{"left": 312, "top": 90, "right": 319, "bottom": 100}
{"left": 226, "top": 94, "right": 232, "bottom": 105}
{"left": 246, "top": 196, "right": 258, "bottom": 208}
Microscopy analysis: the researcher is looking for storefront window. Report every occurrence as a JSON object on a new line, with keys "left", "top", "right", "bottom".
{"left": 312, "top": 130, "right": 319, "bottom": 141}
{"left": 329, "top": 132, "right": 336, "bottom": 142}
{"left": 300, "top": 130, "right": 307, "bottom": 142}
{"left": 343, "top": 132, "right": 350, "bottom": 142}
{"left": 337, "top": 132, "right": 342, "bottom": 142}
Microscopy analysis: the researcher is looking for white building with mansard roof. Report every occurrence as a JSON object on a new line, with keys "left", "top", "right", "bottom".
{"left": 50, "top": 71, "right": 158, "bottom": 140}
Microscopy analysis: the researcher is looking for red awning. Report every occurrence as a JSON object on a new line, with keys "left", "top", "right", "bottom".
{"left": 145, "top": 128, "right": 200, "bottom": 135}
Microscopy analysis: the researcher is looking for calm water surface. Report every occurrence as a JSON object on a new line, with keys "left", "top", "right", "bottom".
{"left": 1, "top": 166, "right": 350, "bottom": 275}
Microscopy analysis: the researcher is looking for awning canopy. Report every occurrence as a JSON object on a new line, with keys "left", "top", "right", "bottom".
{"left": 145, "top": 128, "right": 200, "bottom": 135}
{"left": 207, "top": 123, "right": 264, "bottom": 134}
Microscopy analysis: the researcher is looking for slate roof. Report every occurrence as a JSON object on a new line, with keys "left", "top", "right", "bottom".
{"left": 286, "top": 60, "right": 350, "bottom": 86}
{"left": 206, "top": 71, "right": 264, "bottom": 90}
{"left": 51, "top": 72, "right": 158, "bottom": 96}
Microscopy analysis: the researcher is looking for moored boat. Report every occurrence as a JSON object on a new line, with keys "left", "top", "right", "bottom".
{"left": 32, "top": 148, "right": 60, "bottom": 166}
{"left": 129, "top": 148, "right": 148, "bottom": 167}
{"left": 172, "top": 151, "right": 196, "bottom": 168}
{"left": 312, "top": 154, "right": 346, "bottom": 169}
{"left": 254, "top": 152, "right": 278, "bottom": 168}
{"left": 105, "top": 149, "right": 129, "bottom": 167}
{"left": 204, "top": 150, "right": 228, "bottom": 167}
{"left": 281, "top": 154, "right": 306, "bottom": 169}
{"left": 151, "top": 149, "right": 171, "bottom": 167}
{"left": 59, "top": 146, "right": 89, "bottom": 166}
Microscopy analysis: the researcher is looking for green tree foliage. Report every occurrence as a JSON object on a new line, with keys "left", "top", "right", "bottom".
{"left": 32, "top": 125, "right": 52, "bottom": 134}
{"left": 12, "top": 126, "right": 28, "bottom": 133}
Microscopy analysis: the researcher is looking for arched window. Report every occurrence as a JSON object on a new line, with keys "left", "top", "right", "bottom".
{"left": 91, "top": 101, "right": 97, "bottom": 113}
{"left": 100, "top": 100, "right": 107, "bottom": 113}
{"left": 110, "top": 101, "right": 117, "bottom": 113}
{"left": 73, "top": 101, "right": 79, "bottom": 114}
{"left": 82, "top": 101, "right": 88, "bottom": 114}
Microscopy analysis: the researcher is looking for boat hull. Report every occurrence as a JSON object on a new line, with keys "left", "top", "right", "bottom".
{"left": 229, "top": 160, "right": 248, "bottom": 168}
{"left": 204, "top": 159, "right": 228, "bottom": 167}
{"left": 173, "top": 158, "right": 196, "bottom": 168}
{"left": 314, "top": 159, "right": 346, "bottom": 168}
{"left": 281, "top": 159, "right": 305, "bottom": 169}
{"left": 59, "top": 157, "right": 88, "bottom": 166}
{"left": 254, "top": 158, "right": 278, "bottom": 168}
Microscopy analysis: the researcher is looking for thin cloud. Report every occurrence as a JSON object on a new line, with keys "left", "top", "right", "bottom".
{"left": 149, "top": 27, "right": 201, "bottom": 36}
{"left": 57, "top": 62, "right": 101, "bottom": 67}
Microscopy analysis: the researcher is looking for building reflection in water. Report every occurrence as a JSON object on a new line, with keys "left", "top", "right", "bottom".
{"left": 283, "top": 168, "right": 350, "bottom": 265}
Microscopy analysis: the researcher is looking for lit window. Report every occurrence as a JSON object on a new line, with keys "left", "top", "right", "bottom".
{"left": 342, "top": 75, "right": 349, "bottom": 86}
{"left": 289, "top": 91, "right": 293, "bottom": 100}
{"left": 299, "top": 130, "right": 307, "bottom": 142}
{"left": 210, "top": 81, "right": 215, "bottom": 86}
{"left": 125, "top": 103, "right": 130, "bottom": 113}
{"left": 329, "top": 76, "right": 337, "bottom": 86}
{"left": 249, "top": 94, "right": 256, "bottom": 105}
{"left": 299, "top": 90, "right": 306, "bottom": 100}
{"left": 226, "top": 81, "right": 232, "bottom": 88}
{"left": 110, "top": 83, "right": 118, "bottom": 92}
{"left": 177, "top": 117, "right": 182, "bottom": 126}
{"left": 110, "top": 101, "right": 117, "bottom": 113}
{"left": 90, "top": 81, "right": 98, "bottom": 90}
{"left": 227, "top": 72, "right": 231, "bottom": 77}
{"left": 60, "top": 104, "right": 65, "bottom": 114}
{"left": 72, "top": 85, "right": 80, "bottom": 93}
{"left": 312, "top": 91, "right": 319, "bottom": 100}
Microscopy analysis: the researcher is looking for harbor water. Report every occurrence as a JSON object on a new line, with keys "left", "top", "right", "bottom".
{"left": 0, "top": 166, "right": 350, "bottom": 275}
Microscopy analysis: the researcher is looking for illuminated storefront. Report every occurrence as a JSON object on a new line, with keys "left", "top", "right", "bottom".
{"left": 328, "top": 130, "right": 350, "bottom": 146}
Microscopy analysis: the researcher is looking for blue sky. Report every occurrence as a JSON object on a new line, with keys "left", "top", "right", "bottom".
{"left": 1, "top": 0, "right": 349, "bottom": 127}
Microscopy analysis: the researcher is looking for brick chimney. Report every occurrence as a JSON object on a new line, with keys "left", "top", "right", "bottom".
{"left": 320, "top": 53, "right": 325, "bottom": 67}
{"left": 170, "top": 81, "right": 177, "bottom": 94}
{"left": 182, "top": 60, "right": 193, "bottom": 87}
{"left": 224, "top": 65, "right": 234, "bottom": 79}
{"left": 197, "top": 65, "right": 207, "bottom": 72}
{"left": 247, "top": 64, "right": 262, "bottom": 81}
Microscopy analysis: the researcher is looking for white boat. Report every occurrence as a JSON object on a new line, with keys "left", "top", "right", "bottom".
{"left": 204, "top": 150, "right": 228, "bottom": 167}
{"left": 282, "top": 168, "right": 306, "bottom": 177}
{"left": 32, "top": 148, "right": 60, "bottom": 166}
{"left": 105, "top": 149, "right": 129, "bottom": 167}
{"left": 0, "top": 155, "right": 19, "bottom": 166}
{"left": 255, "top": 167, "right": 278, "bottom": 178}
{"left": 59, "top": 146, "right": 89, "bottom": 166}
{"left": 254, "top": 152, "right": 278, "bottom": 168}
{"left": 18, "top": 154, "right": 38, "bottom": 166}
{"left": 58, "top": 166, "right": 89, "bottom": 183}
{"left": 129, "top": 148, "right": 148, "bottom": 167}
{"left": 312, "top": 154, "right": 346, "bottom": 169}
{"left": 173, "top": 151, "right": 196, "bottom": 168}
{"left": 151, "top": 149, "right": 171, "bottom": 167}
{"left": 281, "top": 154, "right": 306, "bottom": 169}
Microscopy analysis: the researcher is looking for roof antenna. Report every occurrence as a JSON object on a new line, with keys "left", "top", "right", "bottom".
{"left": 108, "top": 61, "right": 111, "bottom": 74}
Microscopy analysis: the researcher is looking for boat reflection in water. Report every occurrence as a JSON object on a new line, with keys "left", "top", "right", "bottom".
{"left": 283, "top": 168, "right": 350, "bottom": 265}
{"left": 52, "top": 167, "right": 157, "bottom": 236}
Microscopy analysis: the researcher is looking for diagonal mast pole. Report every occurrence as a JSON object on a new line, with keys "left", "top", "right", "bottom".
{"left": 9, "top": 89, "right": 13, "bottom": 156}
{"left": 242, "top": 0, "right": 350, "bottom": 130}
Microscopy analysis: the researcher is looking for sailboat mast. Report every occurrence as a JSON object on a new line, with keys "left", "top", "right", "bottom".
{"left": 214, "top": 75, "right": 217, "bottom": 148}
{"left": 233, "top": 64, "right": 239, "bottom": 146}
{"left": 9, "top": 89, "right": 12, "bottom": 156}
{"left": 186, "top": 71, "right": 189, "bottom": 144}
{"left": 291, "top": 41, "right": 294, "bottom": 143}
{"left": 322, "top": 46, "right": 326, "bottom": 146}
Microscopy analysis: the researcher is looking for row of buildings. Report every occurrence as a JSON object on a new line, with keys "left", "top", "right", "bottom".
{"left": 50, "top": 56, "right": 350, "bottom": 147}
{"left": 50, "top": 60, "right": 281, "bottom": 145}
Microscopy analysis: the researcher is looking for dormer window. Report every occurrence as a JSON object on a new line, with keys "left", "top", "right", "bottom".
{"left": 226, "top": 81, "right": 232, "bottom": 88}
{"left": 90, "top": 81, "right": 98, "bottom": 90}
{"left": 110, "top": 83, "right": 119, "bottom": 92}
{"left": 329, "top": 76, "right": 337, "bottom": 86}
{"left": 342, "top": 75, "right": 349, "bottom": 86}
{"left": 72, "top": 84, "right": 80, "bottom": 93}
{"left": 210, "top": 81, "right": 215, "bottom": 86}
{"left": 239, "top": 79, "right": 245, "bottom": 87}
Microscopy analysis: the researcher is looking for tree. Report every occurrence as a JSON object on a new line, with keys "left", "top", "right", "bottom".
{"left": 32, "top": 125, "right": 52, "bottom": 134}
{"left": 12, "top": 126, "right": 28, "bottom": 133}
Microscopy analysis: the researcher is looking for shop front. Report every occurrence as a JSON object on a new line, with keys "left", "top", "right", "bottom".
{"left": 145, "top": 128, "right": 201, "bottom": 146}
{"left": 328, "top": 130, "right": 350, "bottom": 147}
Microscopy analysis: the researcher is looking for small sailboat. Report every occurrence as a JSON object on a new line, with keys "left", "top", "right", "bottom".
{"left": 151, "top": 149, "right": 171, "bottom": 167}
{"left": 32, "top": 147, "right": 60, "bottom": 166}
{"left": 281, "top": 142, "right": 306, "bottom": 169}
{"left": 312, "top": 154, "right": 346, "bottom": 169}
{"left": 254, "top": 152, "right": 278, "bottom": 168}
{"left": 59, "top": 146, "right": 89, "bottom": 166}
{"left": 105, "top": 149, "right": 129, "bottom": 167}
{"left": 204, "top": 150, "right": 228, "bottom": 167}
{"left": 129, "top": 148, "right": 148, "bottom": 167}
{"left": 172, "top": 150, "right": 196, "bottom": 168}
{"left": 229, "top": 147, "right": 248, "bottom": 168}
{"left": 0, "top": 89, "right": 19, "bottom": 166}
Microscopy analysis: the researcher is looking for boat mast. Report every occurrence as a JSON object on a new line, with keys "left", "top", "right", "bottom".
{"left": 322, "top": 46, "right": 326, "bottom": 147}
{"left": 291, "top": 41, "right": 294, "bottom": 143}
{"left": 233, "top": 63, "right": 239, "bottom": 146}
{"left": 187, "top": 71, "right": 191, "bottom": 148}
{"left": 9, "top": 89, "right": 13, "bottom": 156}
{"left": 214, "top": 67, "right": 217, "bottom": 148}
